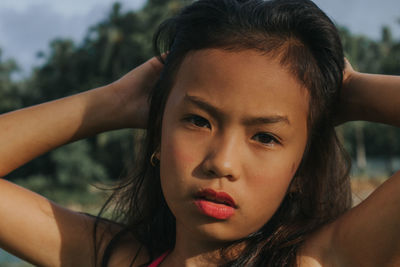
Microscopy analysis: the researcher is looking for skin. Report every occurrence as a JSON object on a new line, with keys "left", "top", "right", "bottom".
{"left": 159, "top": 49, "right": 309, "bottom": 266}
{"left": 0, "top": 49, "right": 399, "bottom": 266}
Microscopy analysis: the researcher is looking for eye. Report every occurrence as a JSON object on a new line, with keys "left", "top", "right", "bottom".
{"left": 252, "top": 132, "right": 279, "bottom": 146}
{"left": 183, "top": 115, "right": 211, "bottom": 129}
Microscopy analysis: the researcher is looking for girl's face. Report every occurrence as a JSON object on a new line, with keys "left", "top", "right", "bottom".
{"left": 159, "top": 49, "right": 309, "bottom": 243}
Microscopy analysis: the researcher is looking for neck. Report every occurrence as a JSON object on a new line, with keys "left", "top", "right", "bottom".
{"left": 160, "top": 222, "right": 241, "bottom": 267}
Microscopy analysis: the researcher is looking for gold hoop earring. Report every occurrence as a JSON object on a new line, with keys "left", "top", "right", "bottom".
{"left": 150, "top": 151, "right": 159, "bottom": 167}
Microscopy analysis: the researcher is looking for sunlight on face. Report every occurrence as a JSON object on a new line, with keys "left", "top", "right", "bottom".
{"left": 159, "top": 49, "right": 309, "bottom": 243}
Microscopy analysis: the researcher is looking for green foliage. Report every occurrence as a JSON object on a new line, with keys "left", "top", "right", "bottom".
{"left": 339, "top": 25, "right": 400, "bottom": 174}
{"left": 1, "top": 1, "right": 399, "bottom": 204}
{"left": 0, "top": 48, "right": 22, "bottom": 112}
{"left": 51, "top": 141, "right": 108, "bottom": 186}
{"left": 2, "top": 0, "right": 195, "bottom": 206}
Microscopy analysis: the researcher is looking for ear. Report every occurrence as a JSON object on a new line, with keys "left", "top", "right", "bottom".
{"left": 150, "top": 146, "right": 161, "bottom": 167}
{"left": 155, "top": 146, "right": 161, "bottom": 160}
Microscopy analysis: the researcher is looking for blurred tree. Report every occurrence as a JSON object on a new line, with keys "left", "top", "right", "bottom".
{"left": 5, "top": 0, "right": 192, "bottom": 202}
{"left": 0, "top": 48, "right": 22, "bottom": 113}
{"left": 339, "top": 25, "right": 400, "bottom": 175}
{"left": 4, "top": 1, "right": 400, "bottom": 201}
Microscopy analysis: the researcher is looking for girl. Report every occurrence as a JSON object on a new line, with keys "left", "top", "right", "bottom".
{"left": 1, "top": 0, "right": 400, "bottom": 266}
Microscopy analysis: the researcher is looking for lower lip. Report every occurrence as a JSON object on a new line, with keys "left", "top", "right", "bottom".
{"left": 194, "top": 199, "right": 235, "bottom": 219}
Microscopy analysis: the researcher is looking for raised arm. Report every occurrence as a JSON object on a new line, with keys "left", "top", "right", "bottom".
{"left": 331, "top": 60, "right": 400, "bottom": 266}
{"left": 0, "top": 57, "right": 162, "bottom": 266}
{"left": 0, "top": 57, "right": 162, "bottom": 176}
{"left": 337, "top": 59, "right": 400, "bottom": 127}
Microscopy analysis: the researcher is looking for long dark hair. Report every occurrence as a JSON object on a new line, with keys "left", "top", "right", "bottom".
{"left": 96, "top": 0, "right": 352, "bottom": 266}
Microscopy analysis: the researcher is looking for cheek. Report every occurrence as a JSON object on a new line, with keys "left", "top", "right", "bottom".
{"left": 249, "top": 146, "right": 303, "bottom": 188}
{"left": 248, "top": 160, "right": 295, "bottom": 201}
{"left": 249, "top": 132, "right": 307, "bottom": 197}
{"left": 159, "top": 121, "right": 203, "bottom": 206}
{"left": 241, "top": 150, "right": 304, "bottom": 224}
{"left": 171, "top": 144, "right": 196, "bottom": 167}
{"left": 160, "top": 127, "right": 198, "bottom": 174}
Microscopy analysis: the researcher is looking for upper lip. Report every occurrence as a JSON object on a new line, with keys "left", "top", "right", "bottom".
{"left": 194, "top": 188, "right": 237, "bottom": 208}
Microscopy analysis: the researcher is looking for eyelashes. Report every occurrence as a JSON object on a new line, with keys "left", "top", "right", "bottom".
{"left": 252, "top": 132, "right": 280, "bottom": 146}
{"left": 182, "top": 114, "right": 281, "bottom": 147}
{"left": 183, "top": 114, "right": 211, "bottom": 128}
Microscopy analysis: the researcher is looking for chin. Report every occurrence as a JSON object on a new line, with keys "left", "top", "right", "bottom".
{"left": 187, "top": 219, "right": 257, "bottom": 244}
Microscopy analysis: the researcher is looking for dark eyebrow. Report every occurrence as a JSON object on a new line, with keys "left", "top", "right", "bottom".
{"left": 184, "top": 94, "right": 290, "bottom": 126}
{"left": 184, "top": 94, "right": 223, "bottom": 119}
{"left": 242, "top": 115, "right": 290, "bottom": 126}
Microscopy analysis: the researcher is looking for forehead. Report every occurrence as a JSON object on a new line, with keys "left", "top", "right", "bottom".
{"left": 169, "top": 49, "right": 309, "bottom": 123}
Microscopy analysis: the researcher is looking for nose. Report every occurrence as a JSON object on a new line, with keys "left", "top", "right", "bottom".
{"left": 201, "top": 132, "right": 241, "bottom": 181}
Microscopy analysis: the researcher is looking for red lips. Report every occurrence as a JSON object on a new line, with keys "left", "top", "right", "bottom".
{"left": 195, "top": 188, "right": 237, "bottom": 208}
{"left": 194, "top": 189, "right": 237, "bottom": 219}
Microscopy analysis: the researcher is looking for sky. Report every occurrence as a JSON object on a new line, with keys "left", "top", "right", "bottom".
{"left": 0, "top": 0, "right": 399, "bottom": 76}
